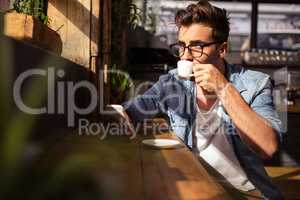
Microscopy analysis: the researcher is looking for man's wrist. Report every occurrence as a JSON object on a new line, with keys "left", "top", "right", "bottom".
{"left": 216, "top": 82, "right": 232, "bottom": 99}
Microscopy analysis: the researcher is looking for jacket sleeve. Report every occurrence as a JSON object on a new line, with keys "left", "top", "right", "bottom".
{"left": 250, "top": 76, "right": 284, "bottom": 144}
{"left": 122, "top": 74, "right": 171, "bottom": 124}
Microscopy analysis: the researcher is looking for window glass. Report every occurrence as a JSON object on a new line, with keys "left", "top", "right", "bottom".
{"left": 257, "top": 3, "right": 300, "bottom": 50}
{"left": 210, "top": 2, "right": 252, "bottom": 52}
{"left": 131, "top": 0, "right": 253, "bottom": 52}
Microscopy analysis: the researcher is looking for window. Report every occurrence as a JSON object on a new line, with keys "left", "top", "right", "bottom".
{"left": 256, "top": 3, "right": 300, "bottom": 50}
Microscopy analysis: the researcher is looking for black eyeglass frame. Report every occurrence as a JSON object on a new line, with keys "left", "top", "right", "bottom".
{"left": 169, "top": 41, "right": 219, "bottom": 58}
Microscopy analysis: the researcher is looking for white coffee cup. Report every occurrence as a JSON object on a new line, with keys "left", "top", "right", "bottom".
{"left": 177, "top": 60, "right": 193, "bottom": 79}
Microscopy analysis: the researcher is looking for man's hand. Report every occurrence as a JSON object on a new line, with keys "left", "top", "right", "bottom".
{"left": 105, "top": 105, "right": 136, "bottom": 136}
{"left": 193, "top": 63, "right": 228, "bottom": 94}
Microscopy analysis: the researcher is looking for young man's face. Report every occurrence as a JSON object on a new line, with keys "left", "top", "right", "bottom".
{"left": 178, "top": 23, "right": 224, "bottom": 66}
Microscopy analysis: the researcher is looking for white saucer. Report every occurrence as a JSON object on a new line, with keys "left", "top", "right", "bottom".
{"left": 142, "top": 139, "right": 181, "bottom": 148}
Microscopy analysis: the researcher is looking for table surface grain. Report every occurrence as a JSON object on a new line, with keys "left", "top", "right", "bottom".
{"left": 41, "top": 125, "right": 233, "bottom": 200}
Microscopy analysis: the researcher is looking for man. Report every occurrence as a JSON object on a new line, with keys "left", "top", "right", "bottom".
{"left": 123, "top": 1, "right": 283, "bottom": 199}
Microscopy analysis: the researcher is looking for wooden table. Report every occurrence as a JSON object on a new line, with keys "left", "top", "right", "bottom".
{"left": 41, "top": 127, "right": 231, "bottom": 199}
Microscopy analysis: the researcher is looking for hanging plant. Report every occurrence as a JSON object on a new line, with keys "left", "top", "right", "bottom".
{"left": 128, "top": 3, "right": 142, "bottom": 30}
{"left": 13, "top": 0, "right": 50, "bottom": 24}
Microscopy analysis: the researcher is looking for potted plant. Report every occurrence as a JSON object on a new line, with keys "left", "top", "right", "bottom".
{"left": 109, "top": 1, "right": 141, "bottom": 104}
{"left": 109, "top": 64, "right": 133, "bottom": 104}
{"left": 13, "top": 0, "right": 49, "bottom": 24}
{"left": 2, "top": 0, "right": 62, "bottom": 54}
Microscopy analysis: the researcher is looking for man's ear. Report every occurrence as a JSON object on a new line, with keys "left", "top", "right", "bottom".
{"left": 218, "top": 42, "right": 228, "bottom": 59}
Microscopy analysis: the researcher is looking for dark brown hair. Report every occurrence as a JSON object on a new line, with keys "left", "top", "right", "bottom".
{"left": 175, "top": 0, "right": 230, "bottom": 43}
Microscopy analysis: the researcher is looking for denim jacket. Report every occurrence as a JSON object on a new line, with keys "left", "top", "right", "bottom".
{"left": 123, "top": 63, "right": 284, "bottom": 199}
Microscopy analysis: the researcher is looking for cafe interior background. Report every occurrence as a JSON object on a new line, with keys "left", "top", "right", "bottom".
{"left": 0, "top": 0, "right": 300, "bottom": 199}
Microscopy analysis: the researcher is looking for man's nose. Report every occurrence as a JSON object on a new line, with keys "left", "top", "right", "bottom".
{"left": 181, "top": 47, "right": 193, "bottom": 61}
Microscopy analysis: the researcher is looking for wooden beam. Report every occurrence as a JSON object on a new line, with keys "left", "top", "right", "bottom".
{"left": 90, "top": 0, "right": 100, "bottom": 88}
{"left": 101, "top": 0, "right": 111, "bottom": 105}
{"left": 91, "top": 0, "right": 100, "bottom": 58}
{"left": 102, "top": 0, "right": 111, "bottom": 67}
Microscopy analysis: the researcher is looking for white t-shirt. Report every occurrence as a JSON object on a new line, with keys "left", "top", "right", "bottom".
{"left": 192, "top": 100, "right": 255, "bottom": 191}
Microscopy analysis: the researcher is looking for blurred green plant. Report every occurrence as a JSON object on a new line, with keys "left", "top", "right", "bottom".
{"left": 13, "top": 0, "right": 50, "bottom": 24}
{"left": 0, "top": 34, "right": 101, "bottom": 199}
{"left": 0, "top": 70, "right": 102, "bottom": 199}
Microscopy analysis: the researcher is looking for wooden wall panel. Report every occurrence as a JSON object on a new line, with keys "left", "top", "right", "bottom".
{"left": 47, "top": 0, "right": 92, "bottom": 68}
{"left": 47, "top": 0, "right": 111, "bottom": 105}
{"left": 3, "top": 13, "right": 62, "bottom": 54}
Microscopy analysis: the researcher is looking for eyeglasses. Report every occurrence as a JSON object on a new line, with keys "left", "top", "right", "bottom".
{"left": 169, "top": 41, "right": 218, "bottom": 58}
